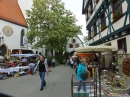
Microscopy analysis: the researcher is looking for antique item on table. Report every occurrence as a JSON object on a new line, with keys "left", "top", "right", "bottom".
{"left": 122, "top": 58, "right": 130, "bottom": 76}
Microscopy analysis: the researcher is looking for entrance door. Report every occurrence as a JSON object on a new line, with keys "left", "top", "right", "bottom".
{"left": 0, "top": 45, "right": 7, "bottom": 57}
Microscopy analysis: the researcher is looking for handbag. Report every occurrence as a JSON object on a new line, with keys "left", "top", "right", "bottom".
{"left": 80, "top": 72, "right": 87, "bottom": 81}
{"left": 79, "top": 64, "right": 88, "bottom": 80}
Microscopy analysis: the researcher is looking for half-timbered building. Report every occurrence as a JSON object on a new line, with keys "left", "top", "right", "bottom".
{"left": 82, "top": 0, "right": 130, "bottom": 54}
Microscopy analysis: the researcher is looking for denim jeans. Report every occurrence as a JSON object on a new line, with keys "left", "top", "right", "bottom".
{"left": 39, "top": 72, "right": 45, "bottom": 88}
{"left": 77, "top": 80, "right": 86, "bottom": 91}
{"left": 31, "top": 67, "right": 35, "bottom": 75}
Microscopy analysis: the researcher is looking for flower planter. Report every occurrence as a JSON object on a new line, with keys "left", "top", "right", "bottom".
{"left": 101, "top": 25, "right": 106, "bottom": 31}
{"left": 94, "top": 32, "right": 97, "bottom": 36}
{"left": 95, "top": 0, "right": 99, "bottom": 4}
{"left": 86, "top": 17, "right": 89, "bottom": 21}
{"left": 88, "top": 36, "right": 92, "bottom": 40}
{"left": 89, "top": 9, "right": 93, "bottom": 15}
{"left": 113, "top": 12, "right": 123, "bottom": 23}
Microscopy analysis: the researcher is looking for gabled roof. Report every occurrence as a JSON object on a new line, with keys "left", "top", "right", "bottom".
{"left": 0, "top": 0, "right": 28, "bottom": 27}
{"left": 67, "top": 36, "right": 84, "bottom": 46}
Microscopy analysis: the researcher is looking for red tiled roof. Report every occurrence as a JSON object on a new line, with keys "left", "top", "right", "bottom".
{"left": 0, "top": 0, "right": 28, "bottom": 27}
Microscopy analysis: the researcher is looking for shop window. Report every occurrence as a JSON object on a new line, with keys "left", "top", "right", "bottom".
{"left": 100, "top": 13, "right": 106, "bottom": 31}
{"left": 75, "top": 44, "right": 79, "bottom": 48}
{"left": 72, "top": 39, "right": 76, "bottom": 43}
{"left": 93, "top": 23, "right": 97, "bottom": 37}
{"left": 117, "top": 38, "right": 127, "bottom": 51}
{"left": 112, "top": 0, "right": 122, "bottom": 22}
{"left": 69, "top": 44, "right": 73, "bottom": 48}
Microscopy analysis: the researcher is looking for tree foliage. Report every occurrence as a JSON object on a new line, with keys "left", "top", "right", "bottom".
{"left": 83, "top": 36, "right": 89, "bottom": 43}
{"left": 26, "top": 0, "right": 82, "bottom": 53}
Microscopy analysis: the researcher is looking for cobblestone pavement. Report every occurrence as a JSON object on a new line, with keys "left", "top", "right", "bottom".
{"left": 0, "top": 65, "right": 75, "bottom": 97}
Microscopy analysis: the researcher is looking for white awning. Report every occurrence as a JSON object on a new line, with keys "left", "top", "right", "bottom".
{"left": 76, "top": 46, "right": 115, "bottom": 53}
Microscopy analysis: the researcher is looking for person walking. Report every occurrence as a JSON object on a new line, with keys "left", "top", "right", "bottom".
{"left": 69, "top": 56, "right": 74, "bottom": 69}
{"left": 29, "top": 60, "right": 35, "bottom": 75}
{"left": 51, "top": 58, "right": 55, "bottom": 67}
{"left": 47, "top": 58, "right": 52, "bottom": 72}
{"left": 77, "top": 57, "right": 87, "bottom": 91}
{"left": 34, "top": 55, "right": 49, "bottom": 91}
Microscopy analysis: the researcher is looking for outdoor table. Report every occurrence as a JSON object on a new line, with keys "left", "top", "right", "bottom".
{"left": 0, "top": 66, "right": 30, "bottom": 73}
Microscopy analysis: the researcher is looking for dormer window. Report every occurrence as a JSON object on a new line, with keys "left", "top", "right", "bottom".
{"left": 69, "top": 44, "right": 73, "bottom": 48}
{"left": 72, "top": 39, "right": 76, "bottom": 43}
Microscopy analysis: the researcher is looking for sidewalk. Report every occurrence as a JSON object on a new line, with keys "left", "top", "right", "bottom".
{"left": 0, "top": 65, "right": 75, "bottom": 97}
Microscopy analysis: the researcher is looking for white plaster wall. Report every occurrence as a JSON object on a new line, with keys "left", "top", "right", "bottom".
{"left": 66, "top": 37, "right": 83, "bottom": 52}
{"left": 113, "top": 16, "right": 125, "bottom": 31}
{"left": 103, "top": 35, "right": 130, "bottom": 54}
{"left": 0, "top": 19, "right": 28, "bottom": 50}
{"left": 100, "top": 28, "right": 108, "bottom": 37}
{"left": 125, "top": 35, "right": 130, "bottom": 54}
{"left": 122, "top": 1, "right": 128, "bottom": 13}
{"left": 94, "top": 34, "right": 99, "bottom": 41}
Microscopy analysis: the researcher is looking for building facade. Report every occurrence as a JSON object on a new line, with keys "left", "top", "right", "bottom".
{"left": 0, "top": 0, "right": 28, "bottom": 58}
{"left": 66, "top": 36, "right": 84, "bottom": 53}
{"left": 82, "top": 0, "right": 130, "bottom": 54}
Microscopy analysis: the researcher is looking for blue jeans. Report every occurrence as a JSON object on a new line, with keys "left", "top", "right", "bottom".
{"left": 77, "top": 80, "right": 86, "bottom": 91}
{"left": 39, "top": 72, "right": 45, "bottom": 88}
{"left": 31, "top": 67, "right": 35, "bottom": 75}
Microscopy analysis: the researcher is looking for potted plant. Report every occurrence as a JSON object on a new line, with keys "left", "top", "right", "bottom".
{"left": 86, "top": 17, "right": 89, "bottom": 21}
{"left": 89, "top": 8, "right": 93, "bottom": 15}
{"left": 88, "top": 36, "right": 92, "bottom": 40}
{"left": 94, "top": 32, "right": 97, "bottom": 36}
{"left": 113, "top": 11, "right": 122, "bottom": 22}
{"left": 95, "top": 0, "right": 99, "bottom": 4}
{"left": 101, "top": 25, "right": 106, "bottom": 31}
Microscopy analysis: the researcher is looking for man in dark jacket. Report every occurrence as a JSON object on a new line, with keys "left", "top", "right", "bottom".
{"left": 34, "top": 55, "right": 49, "bottom": 91}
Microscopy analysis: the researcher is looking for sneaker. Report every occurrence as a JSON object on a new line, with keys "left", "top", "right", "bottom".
{"left": 40, "top": 88, "right": 43, "bottom": 91}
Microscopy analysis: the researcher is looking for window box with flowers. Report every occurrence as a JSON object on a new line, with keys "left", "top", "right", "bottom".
{"left": 86, "top": 17, "right": 89, "bottom": 21}
{"left": 113, "top": 11, "right": 123, "bottom": 23}
{"left": 89, "top": 8, "right": 93, "bottom": 15}
{"left": 88, "top": 36, "right": 92, "bottom": 40}
{"left": 101, "top": 25, "right": 106, "bottom": 31}
{"left": 95, "top": 0, "right": 99, "bottom": 4}
{"left": 94, "top": 32, "right": 97, "bottom": 37}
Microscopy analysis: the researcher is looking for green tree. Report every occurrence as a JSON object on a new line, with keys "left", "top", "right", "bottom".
{"left": 26, "top": 0, "right": 82, "bottom": 56}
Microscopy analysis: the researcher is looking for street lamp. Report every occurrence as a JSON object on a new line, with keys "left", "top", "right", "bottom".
{"left": 0, "top": 36, "right": 4, "bottom": 47}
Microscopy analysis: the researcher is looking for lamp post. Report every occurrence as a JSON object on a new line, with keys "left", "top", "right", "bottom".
{"left": 0, "top": 36, "right": 4, "bottom": 47}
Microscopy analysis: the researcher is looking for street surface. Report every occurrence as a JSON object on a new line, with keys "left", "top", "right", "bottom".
{"left": 0, "top": 65, "right": 75, "bottom": 97}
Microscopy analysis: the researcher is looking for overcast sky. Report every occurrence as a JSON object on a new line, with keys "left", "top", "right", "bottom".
{"left": 61, "top": 0, "right": 86, "bottom": 40}
{"left": 18, "top": 0, "right": 86, "bottom": 41}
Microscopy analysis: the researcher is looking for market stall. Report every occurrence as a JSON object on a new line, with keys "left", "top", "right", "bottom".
{"left": 71, "top": 46, "right": 115, "bottom": 97}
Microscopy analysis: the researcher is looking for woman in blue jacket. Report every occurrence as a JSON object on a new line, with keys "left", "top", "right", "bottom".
{"left": 77, "top": 57, "right": 87, "bottom": 91}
